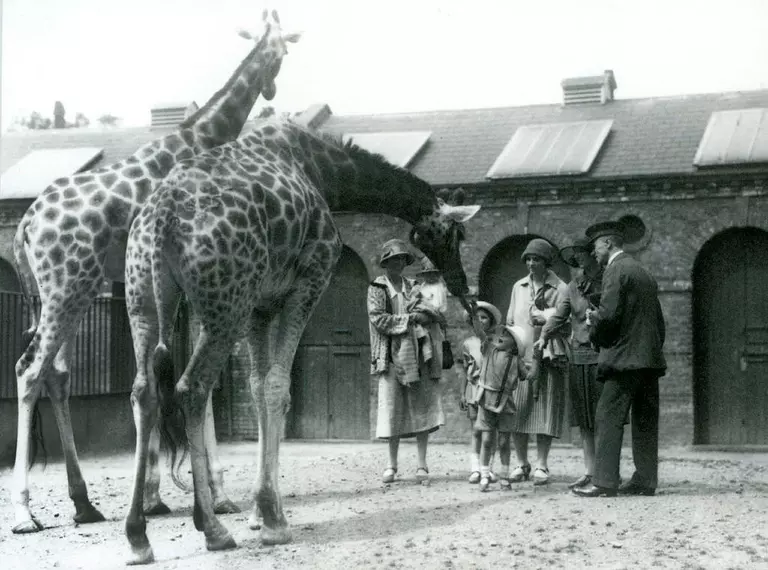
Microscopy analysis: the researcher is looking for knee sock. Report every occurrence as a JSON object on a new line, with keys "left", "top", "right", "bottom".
{"left": 470, "top": 452, "right": 480, "bottom": 472}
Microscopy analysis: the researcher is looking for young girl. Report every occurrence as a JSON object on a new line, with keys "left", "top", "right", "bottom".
{"left": 474, "top": 321, "right": 530, "bottom": 491}
{"left": 459, "top": 301, "right": 502, "bottom": 484}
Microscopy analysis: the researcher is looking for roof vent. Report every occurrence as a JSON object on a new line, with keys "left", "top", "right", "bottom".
{"left": 150, "top": 101, "right": 198, "bottom": 128}
{"left": 561, "top": 70, "right": 617, "bottom": 105}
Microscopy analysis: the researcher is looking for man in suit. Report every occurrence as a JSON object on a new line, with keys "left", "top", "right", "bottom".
{"left": 573, "top": 221, "right": 667, "bottom": 498}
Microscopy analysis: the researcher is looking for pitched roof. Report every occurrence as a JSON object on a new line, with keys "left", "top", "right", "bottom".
{"left": 2, "top": 89, "right": 768, "bottom": 199}
{"left": 319, "top": 89, "right": 768, "bottom": 185}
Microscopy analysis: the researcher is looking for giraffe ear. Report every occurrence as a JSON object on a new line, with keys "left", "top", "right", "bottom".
{"left": 237, "top": 28, "right": 256, "bottom": 41}
{"left": 440, "top": 203, "right": 481, "bottom": 223}
{"left": 283, "top": 32, "right": 302, "bottom": 43}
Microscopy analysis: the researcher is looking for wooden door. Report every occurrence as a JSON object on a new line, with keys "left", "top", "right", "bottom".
{"left": 288, "top": 247, "right": 370, "bottom": 439}
{"left": 694, "top": 228, "right": 768, "bottom": 445}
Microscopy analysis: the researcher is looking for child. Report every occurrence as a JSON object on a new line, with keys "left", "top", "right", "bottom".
{"left": 414, "top": 259, "right": 449, "bottom": 379}
{"left": 474, "top": 322, "right": 530, "bottom": 491}
{"left": 459, "top": 301, "right": 502, "bottom": 484}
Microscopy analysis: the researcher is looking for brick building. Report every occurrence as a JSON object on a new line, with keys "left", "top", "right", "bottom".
{"left": 2, "top": 77, "right": 768, "bottom": 456}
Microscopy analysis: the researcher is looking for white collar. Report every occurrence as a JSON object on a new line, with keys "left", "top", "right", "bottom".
{"left": 607, "top": 250, "right": 624, "bottom": 266}
{"left": 383, "top": 275, "right": 406, "bottom": 298}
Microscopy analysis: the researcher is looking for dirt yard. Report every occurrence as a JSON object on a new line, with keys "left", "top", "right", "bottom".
{"left": 1, "top": 441, "right": 768, "bottom": 570}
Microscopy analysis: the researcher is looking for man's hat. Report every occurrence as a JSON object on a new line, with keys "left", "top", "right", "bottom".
{"left": 559, "top": 237, "right": 593, "bottom": 268}
{"left": 416, "top": 257, "right": 441, "bottom": 275}
{"left": 504, "top": 324, "right": 531, "bottom": 356}
{"left": 379, "top": 239, "right": 415, "bottom": 267}
{"left": 521, "top": 238, "right": 554, "bottom": 264}
{"left": 473, "top": 301, "right": 502, "bottom": 327}
{"left": 585, "top": 220, "right": 625, "bottom": 243}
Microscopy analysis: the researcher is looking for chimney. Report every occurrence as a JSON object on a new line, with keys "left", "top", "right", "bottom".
{"left": 293, "top": 103, "right": 332, "bottom": 129}
{"left": 561, "top": 70, "right": 617, "bottom": 105}
{"left": 150, "top": 101, "right": 198, "bottom": 128}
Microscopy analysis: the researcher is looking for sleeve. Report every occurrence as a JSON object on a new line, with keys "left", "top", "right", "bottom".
{"left": 368, "top": 285, "right": 410, "bottom": 336}
{"left": 540, "top": 287, "right": 573, "bottom": 342}
{"left": 506, "top": 282, "right": 518, "bottom": 326}
{"left": 590, "top": 265, "right": 623, "bottom": 348}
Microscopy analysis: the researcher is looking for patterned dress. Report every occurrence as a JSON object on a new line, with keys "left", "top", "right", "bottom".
{"left": 368, "top": 275, "right": 445, "bottom": 439}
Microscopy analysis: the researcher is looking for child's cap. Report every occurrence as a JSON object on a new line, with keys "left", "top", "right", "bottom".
{"left": 504, "top": 324, "right": 531, "bottom": 356}
{"left": 465, "top": 301, "right": 502, "bottom": 327}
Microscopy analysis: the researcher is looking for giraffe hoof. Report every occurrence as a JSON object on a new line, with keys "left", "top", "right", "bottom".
{"left": 247, "top": 512, "right": 262, "bottom": 530}
{"left": 143, "top": 501, "right": 172, "bottom": 516}
{"left": 261, "top": 526, "right": 292, "bottom": 545}
{"left": 73, "top": 505, "right": 106, "bottom": 524}
{"left": 206, "top": 532, "right": 237, "bottom": 552}
{"left": 213, "top": 499, "right": 241, "bottom": 515}
{"left": 126, "top": 545, "right": 156, "bottom": 566}
{"left": 12, "top": 517, "right": 44, "bottom": 534}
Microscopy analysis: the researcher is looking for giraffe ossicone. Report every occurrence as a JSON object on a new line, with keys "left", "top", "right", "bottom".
{"left": 122, "top": 118, "right": 480, "bottom": 562}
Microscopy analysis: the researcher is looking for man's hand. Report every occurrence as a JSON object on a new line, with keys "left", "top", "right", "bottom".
{"left": 459, "top": 397, "right": 468, "bottom": 412}
{"left": 533, "top": 338, "right": 546, "bottom": 353}
{"left": 529, "top": 308, "right": 547, "bottom": 326}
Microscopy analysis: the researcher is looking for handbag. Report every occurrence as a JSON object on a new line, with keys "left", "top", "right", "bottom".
{"left": 442, "top": 339, "right": 454, "bottom": 369}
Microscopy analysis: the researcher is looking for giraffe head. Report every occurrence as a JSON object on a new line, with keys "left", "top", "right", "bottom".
{"left": 237, "top": 9, "right": 301, "bottom": 101}
{"left": 409, "top": 188, "right": 480, "bottom": 297}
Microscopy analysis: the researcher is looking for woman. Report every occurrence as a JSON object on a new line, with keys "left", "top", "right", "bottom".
{"left": 537, "top": 237, "right": 604, "bottom": 489}
{"left": 505, "top": 238, "right": 569, "bottom": 485}
{"left": 368, "top": 239, "right": 445, "bottom": 484}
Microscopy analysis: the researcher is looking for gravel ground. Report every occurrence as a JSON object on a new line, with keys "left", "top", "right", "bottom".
{"left": 2, "top": 441, "right": 768, "bottom": 570}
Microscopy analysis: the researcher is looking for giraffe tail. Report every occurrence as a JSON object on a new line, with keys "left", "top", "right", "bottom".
{"left": 13, "top": 215, "right": 40, "bottom": 349}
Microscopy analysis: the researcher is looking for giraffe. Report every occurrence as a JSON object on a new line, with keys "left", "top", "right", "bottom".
{"left": 122, "top": 118, "right": 481, "bottom": 564}
{"left": 10, "top": 10, "right": 300, "bottom": 534}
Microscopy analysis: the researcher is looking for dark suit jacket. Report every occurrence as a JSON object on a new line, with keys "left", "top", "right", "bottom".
{"left": 589, "top": 252, "right": 667, "bottom": 379}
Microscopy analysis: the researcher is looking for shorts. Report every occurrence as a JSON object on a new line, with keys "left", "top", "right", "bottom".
{"left": 475, "top": 405, "right": 515, "bottom": 433}
{"left": 467, "top": 403, "right": 478, "bottom": 421}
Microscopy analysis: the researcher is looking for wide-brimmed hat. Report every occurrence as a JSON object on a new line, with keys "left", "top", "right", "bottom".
{"left": 585, "top": 220, "right": 625, "bottom": 243}
{"left": 560, "top": 237, "right": 593, "bottom": 268}
{"left": 474, "top": 301, "right": 502, "bottom": 327}
{"left": 379, "top": 239, "right": 415, "bottom": 267}
{"left": 416, "top": 257, "right": 441, "bottom": 275}
{"left": 521, "top": 238, "right": 554, "bottom": 264}
{"left": 504, "top": 324, "right": 531, "bottom": 356}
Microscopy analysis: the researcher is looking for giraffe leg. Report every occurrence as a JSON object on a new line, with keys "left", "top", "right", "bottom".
{"left": 255, "top": 273, "right": 333, "bottom": 545}
{"left": 142, "top": 426, "right": 171, "bottom": 516}
{"left": 124, "top": 315, "right": 160, "bottom": 565}
{"left": 45, "top": 340, "right": 105, "bottom": 525}
{"left": 205, "top": 395, "right": 240, "bottom": 514}
{"left": 11, "top": 308, "right": 85, "bottom": 533}
{"left": 245, "top": 311, "right": 272, "bottom": 531}
{"left": 180, "top": 330, "right": 237, "bottom": 553}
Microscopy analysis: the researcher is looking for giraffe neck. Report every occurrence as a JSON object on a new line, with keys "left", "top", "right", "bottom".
{"left": 179, "top": 31, "right": 277, "bottom": 148}
{"left": 247, "top": 123, "right": 437, "bottom": 225}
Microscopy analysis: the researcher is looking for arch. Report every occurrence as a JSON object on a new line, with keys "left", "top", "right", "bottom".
{"left": 478, "top": 234, "right": 571, "bottom": 319}
{"left": 288, "top": 245, "right": 371, "bottom": 440}
{"left": 693, "top": 227, "right": 768, "bottom": 445}
{"left": 0, "top": 257, "right": 21, "bottom": 293}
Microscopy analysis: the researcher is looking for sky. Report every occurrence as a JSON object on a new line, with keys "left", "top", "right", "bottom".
{"left": 2, "top": 0, "right": 768, "bottom": 132}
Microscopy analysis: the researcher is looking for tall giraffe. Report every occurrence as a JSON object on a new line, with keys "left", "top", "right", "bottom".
{"left": 122, "top": 119, "right": 481, "bottom": 564}
{"left": 10, "top": 10, "right": 299, "bottom": 534}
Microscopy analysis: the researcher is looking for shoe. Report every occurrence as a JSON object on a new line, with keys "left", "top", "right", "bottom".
{"left": 618, "top": 481, "right": 656, "bottom": 496}
{"left": 532, "top": 467, "right": 550, "bottom": 486}
{"left": 499, "top": 477, "right": 511, "bottom": 491}
{"left": 509, "top": 464, "right": 531, "bottom": 483}
{"left": 479, "top": 476, "right": 491, "bottom": 492}
{"left": 382, "top": 467, "right": 397, "bottom": 484}
{"left": 488, "top": 471, "right": 499, "bottom": 483}
{"left": 572, "top": 484, "right": 618, "bottom": 498}
{"left": 567, "top": 474, "right": 592, "bottom": 490}
{"left": 468, "top": 471, "right": 481, "bottom": 484}
{"left": 415, "top": 467, "right": 429, "bottom": 483}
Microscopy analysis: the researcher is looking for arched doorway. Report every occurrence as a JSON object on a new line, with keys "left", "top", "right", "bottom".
{"left": 479, "top": 235, "right": 571, "bottom": 319}
{"left": 693, "top": 227, "right": 768, "bottom": 445}
{"left": 288, "top": 246, "right": 371, "bottom": 440}
{"left": 0, "top": 257, "right": 21, "bottom": 292}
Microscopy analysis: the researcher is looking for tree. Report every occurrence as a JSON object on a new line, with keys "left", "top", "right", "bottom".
{"left": 97, "top": 114, "right": 120, "bottom": 127}
{"left": 53, "top": 101, "right": 66, "bottom": 128}
{"left": 257, "top": 106, "right": 275, "bottom": 118}
{"left": 74, "top": 112, "right": 90, "bottom": 128}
